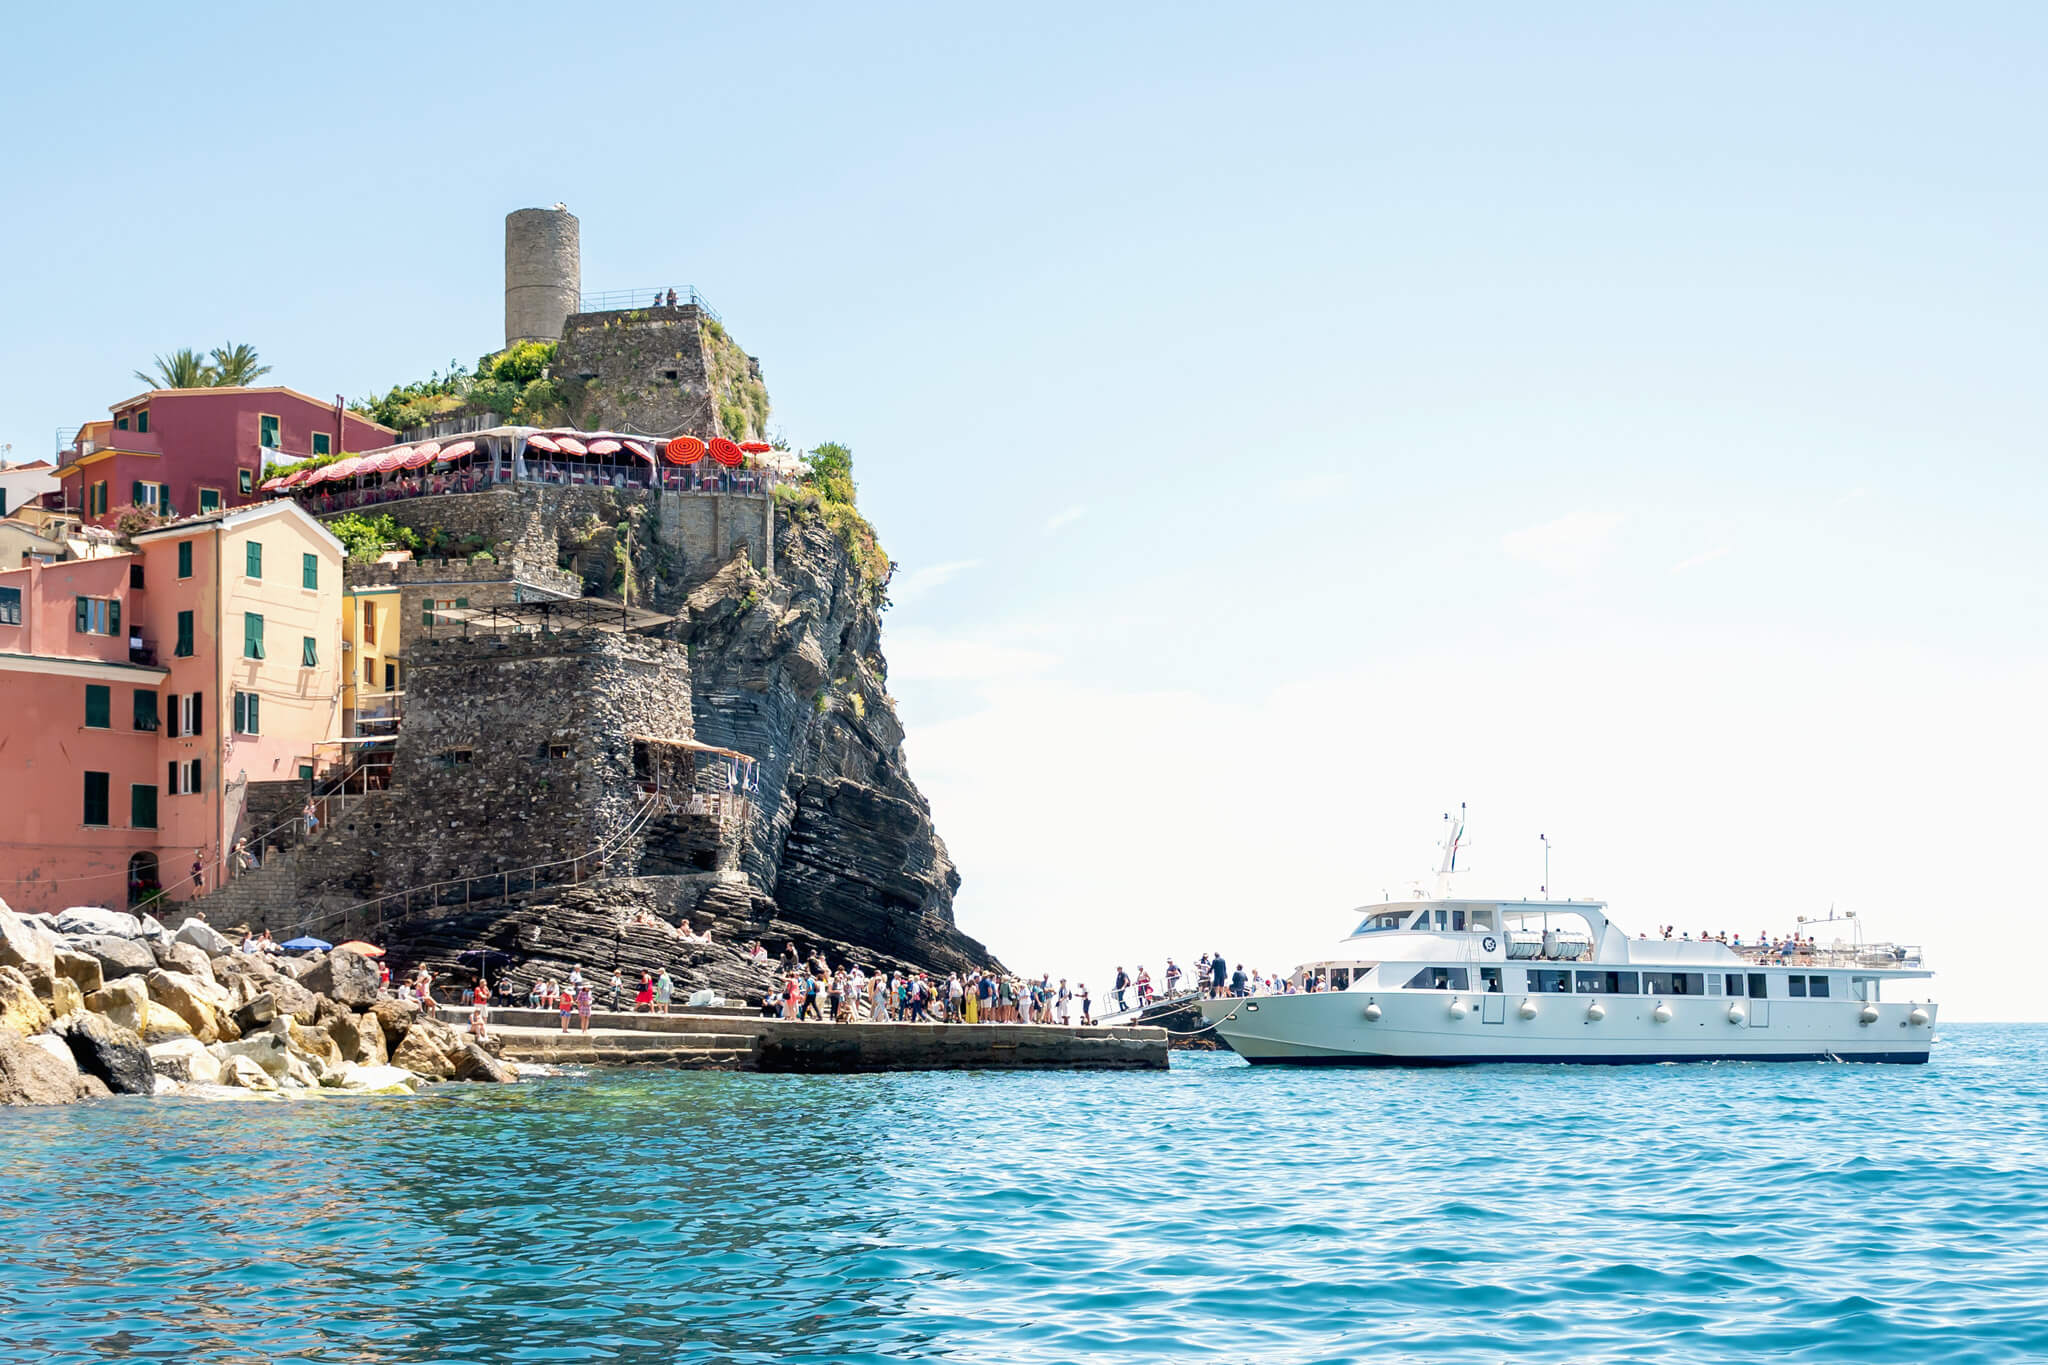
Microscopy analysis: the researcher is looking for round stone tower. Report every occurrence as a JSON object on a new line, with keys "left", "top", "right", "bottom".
{"left": 504, "top": 206, "right": 581, "bottom": 347}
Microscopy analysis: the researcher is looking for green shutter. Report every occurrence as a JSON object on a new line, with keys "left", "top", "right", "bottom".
{"left": 261, "top": 415, "right": 279, "bottom": 448}
{"left": 133, "top": 689, "right": 158, "bottom": 730}
{"left": 244, "top": 613, "right": 264, "bottom": 659}
{"left": 246, "top": 542, "right": 262, "bottom": 578}
{"left": 302, "top": 636, "right": 318, "bottom": 667}
{"left": 75, "top": 597, "right": 87, "bottom": 632}
{"left": 302, "top": 553, "right": 318, "bottom": 590}
{"left": 132, "top": 480, "right": 144, "bottom": 508}
{"left": 233, "top": 692, "right": 245, "bottom": 732}
{"left": 83, "top": 772, "right": 108, "bottom": 826}
{"left": 175, "top": 610, "right": 194, "bottom": 657}
{"left": 131, "top": 784, "right": 157, "bottom": 830}
{"left": 84, "top": 685, "right": 109, "bottom": 728}
{"left": 137, "top": 409, "right": 148, "bottom": 434}
{"left": 178, "top": 540, "right": 192, "bottom": 577}
{"left": 199, "top": 489, "right": 219, "bottom": 513}
{"left": 312, "top": 432, "right": 330, "bottom": 455}
{"left": 423, "top": 601, "right": 434, "bottom": 628}
{"left": 249, "top": 693, "right": 260, "bottom": 734}
{"left": 191, "top": 690, "right": 202, "bottom": 736}
{"left": 108, "top": 598, "right": 119, "bottom": 635}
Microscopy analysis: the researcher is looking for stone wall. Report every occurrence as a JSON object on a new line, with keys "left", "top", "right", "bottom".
{"left": 552, "top": 306, "right": 769, "bottom": 441}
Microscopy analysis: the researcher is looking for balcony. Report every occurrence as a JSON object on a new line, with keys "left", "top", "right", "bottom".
{"left": 129, "top": 640, "right": 158, "bottom": 667}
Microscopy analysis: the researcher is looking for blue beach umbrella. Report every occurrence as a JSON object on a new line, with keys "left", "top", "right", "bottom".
{"left": 279, "top": 936, "right": 332, "bottom": 953}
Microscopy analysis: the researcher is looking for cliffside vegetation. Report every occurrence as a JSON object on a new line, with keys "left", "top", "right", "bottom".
{"left": 774, "top": 441, "right": 891, "bottom": 605}
{"left": 328, "top": 512, "right": 420, "bottom": 562}
{"left": 702, "top": 318, "right": 771, "bottom": 441}
{"left": 350, "top": 342, "right": 565, "bottom": 433}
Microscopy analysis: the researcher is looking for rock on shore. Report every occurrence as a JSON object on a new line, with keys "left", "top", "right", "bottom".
{"left": 0, "top": 900, "right": 516, "bottom": 1107}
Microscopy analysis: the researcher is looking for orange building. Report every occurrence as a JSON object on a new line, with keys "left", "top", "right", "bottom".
{"left": 0, "top": 500, "right": 343, "bottom": 911}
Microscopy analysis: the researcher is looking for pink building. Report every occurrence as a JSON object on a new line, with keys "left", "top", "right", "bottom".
{"left": 58, "top": 387, "right": 395, "bottom": 529}
{"left": 0, "top": 500, "right": 344, "bottom": 912}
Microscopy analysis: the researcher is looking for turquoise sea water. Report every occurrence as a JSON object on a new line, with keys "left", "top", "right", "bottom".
{"left": 3, "top": 1024, "right": 2046, "bottom": 1364}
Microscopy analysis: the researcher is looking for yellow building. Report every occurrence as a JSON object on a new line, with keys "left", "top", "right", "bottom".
{"left": 341, "top": 584, "right": 402, "bottom": 737}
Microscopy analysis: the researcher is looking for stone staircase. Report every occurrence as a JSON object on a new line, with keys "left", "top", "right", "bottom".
{"left": 491, "top": 1023, "right": 759, "bottom": 1071}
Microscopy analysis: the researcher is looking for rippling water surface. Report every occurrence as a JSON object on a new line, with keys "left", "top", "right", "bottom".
{"left": 4, "top": 1025, "right": 2047, "bottom": 1363}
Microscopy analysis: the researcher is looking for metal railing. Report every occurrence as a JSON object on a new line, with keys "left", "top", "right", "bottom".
{"left": 578, "top": 287, "right": 721, "bottom": 322}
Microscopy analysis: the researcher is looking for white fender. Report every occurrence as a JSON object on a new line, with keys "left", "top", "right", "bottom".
{"left": 1448, "top": 998, "right": 1469, "bottom": 1019}
{"left": 1909, "top": 1007, "right": 1930, "bottom": 1026}
{"left": 1585, "top": 1001, "right": 1606, "bottom": 1022}
{"left": 1727, "top": 1004, "right": 1746, "bottom": 1024}
{"left": 1518, "top": 998, "right": 1539, "bottom": 1020}
{"left": 1652, "top": 1002, "right": 1674, "bottom": 1023}
{"left": 1363, "top": 1001, "right": 1382, "bottom": 1022}
{"left": 1858, "top": 1004, "right": 1880, "bottom": 1025}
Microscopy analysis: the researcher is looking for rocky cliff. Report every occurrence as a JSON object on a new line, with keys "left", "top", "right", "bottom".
{"left": 200, "top": 486, "right": 996, "bottom": 1002}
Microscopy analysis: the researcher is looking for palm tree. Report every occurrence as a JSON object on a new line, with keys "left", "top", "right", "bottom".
{"left": 208, "top": 343, "right": 271, "bottom": 387}
{"left": 135, "top": 348, "right": 214, "bottom": 390}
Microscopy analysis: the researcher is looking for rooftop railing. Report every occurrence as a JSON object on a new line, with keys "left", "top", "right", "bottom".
{"left": 577, "top": 287, "right": 721, "bottom": 322}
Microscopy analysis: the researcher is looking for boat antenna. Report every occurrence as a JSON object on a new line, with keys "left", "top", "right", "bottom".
{"left": 1541, "top": 832, "right": 1551, "bottom": 901}
{"left": 1436, "top": 804, "right": 1467, "bottom": 897}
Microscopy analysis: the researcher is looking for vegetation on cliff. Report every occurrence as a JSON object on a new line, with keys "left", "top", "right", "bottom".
{"left": 349, "top": 342, "right": 565, "bottom": 432}
{"left": 773, "top": 441, "right": 892, "bottom": 605}
{"left": 702, "top": 318, "right": 771, "bottom": 441}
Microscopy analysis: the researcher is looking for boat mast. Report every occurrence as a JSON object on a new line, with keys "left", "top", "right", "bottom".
{"left": 1435, "top": 804, "right": 1467, "bottom": 898}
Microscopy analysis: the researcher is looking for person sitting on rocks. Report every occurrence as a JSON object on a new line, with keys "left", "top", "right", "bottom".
{"left": 747, "top": 941, "right": 767, "bottom": 962}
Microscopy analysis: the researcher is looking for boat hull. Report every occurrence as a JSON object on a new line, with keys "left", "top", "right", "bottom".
{"left": 1198, "top": 992, "right": 1938, "bottom": 1066}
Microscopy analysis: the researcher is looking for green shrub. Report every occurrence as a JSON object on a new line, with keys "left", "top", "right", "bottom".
{"left": 329, "top": 512, "right": 420, "bottom": 562}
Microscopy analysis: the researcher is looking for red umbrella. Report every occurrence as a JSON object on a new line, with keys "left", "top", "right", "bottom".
{"left": 527, "top": 434, "right": 560, "bottom": 453}
{"left": 321, "top": 456, "right": 363, "bottom": 482}
{"left": 664, "top": 436, "right": 705, "bottom": 465}
{"left": 259, "top": 475, "right": 283, "bottom": 491}
{"left": 555, "top": 435, "right": 588, "bottom": 456}
{"left": 429, "top": 440, "right": 473, "bottom": 466}
{"left": 586, "top": 439, "right": 621, "bottom": 455}
{"left": 709, "top": 437, "right": 744, "bottom": 468}
{"left": 740, "top": 441, "right": 773, "bottom": 453}
{"left": 622, "top": 439, "right": 652, "bottom": 462}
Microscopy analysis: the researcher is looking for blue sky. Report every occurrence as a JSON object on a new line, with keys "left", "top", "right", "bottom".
{"left": 4, "top": 4, "right": 2043, "bottom": 1016}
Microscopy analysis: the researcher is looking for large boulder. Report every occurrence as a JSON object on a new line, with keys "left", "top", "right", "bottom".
{"left": 350, "top": 1012, "right": 388, "bottom": 1066}
{"left": 51, "top": 1011, "right": 155, "bottom": 1094}
{"left": 303, "top": 950, "right": 380, "bottom": 1008}
{"left": 144, "top": 970, "right": 221, "bottom": 1044}
{"left": 48, "top": 977, "right": 83, "bottom": 1020}
{"left": 390, "top": 1025, "right": 456, "bottom": 1080}
{"left": 0, "top": 967, "right": 53, "bottom": 1036}
{"left": 0, "top": 1026, "right": 79, "bottom": 1106}
{"left": 367, "top": 997, "right": 422, "bottom": 1052}
{"left": 231, "top": 990, "right": 278, "bottom": 1035}
{"left": 172, "top": 918, "right": 233, "bottom": 957}
{"left": 328, "top": 1064, "right": 417, "bottom": 1094}
{"left": 154, "top": 941, "right": 217, "bottom": 985}
{"left": 219, "top": 1054, "right": 277, "bottom": 1090}
{"left": 288, "top": 1022, "right": 344, "bottom": 1070}
{"left": 86, "top": 976, "right": 149, "bottom": 1028}
{"left": 220, "top": 1031, "right": 291, "bottom": 1080}
{"left": 71, "top": 935, "right": 156, "bottom": 981}
{"left": 53, "top": 947, "right": 104, "bottom": 995}
{"left": 54, "top": 907, "right": 144, "bottom": 939}
{"left": 450, "top": 1038, "right": 519, "bottom": 1084}
{"left": 0, "top": 903, "right": 58, "bottom": 977}
{"left": 147, "top": 1037, "right": 222, "bottom": 1086}
{"left": 268, "top": 974, "right": 320, "bottom": 1025}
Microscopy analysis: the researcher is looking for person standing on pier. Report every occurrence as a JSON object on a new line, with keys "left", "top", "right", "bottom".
{"left": 575, "top": 979, "right": 594, "bottom": 1031}
{"left": 1209, "top": 953, "right": 1228, "bottom": 1000}
{"left": 1114, "top": 967, "right": 1129, "bottom": 1013}
{"left": 1165, "top": 960, "right": 1181, "bottom": 995}
{"left": 654, "top": 969, "right": 674, "bottom": 1016}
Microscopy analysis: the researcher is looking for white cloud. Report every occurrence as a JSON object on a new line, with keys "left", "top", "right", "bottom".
{"left": 1043, "top": 505, "right": 1089, "bottom": 534}
{"left": 890, "top": 558, "right": 980, "bottom": 606}
{"left": 1501, "top": 508, "right": 1628, "bottom": 574}
{"left": 1671, "top": 546, "right": 1730, "bottom": 574}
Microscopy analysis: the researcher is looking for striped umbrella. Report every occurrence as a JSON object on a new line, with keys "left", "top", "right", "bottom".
{"left": 709, "top": 437, "right": 744, "bottom": 468}
{"left": 664, "top": 436, "right": 706, "bottom": 465}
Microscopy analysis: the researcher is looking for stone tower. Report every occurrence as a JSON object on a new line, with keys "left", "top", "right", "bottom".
{"left": 504, "top": 206, "right": 581, "bottom": 347}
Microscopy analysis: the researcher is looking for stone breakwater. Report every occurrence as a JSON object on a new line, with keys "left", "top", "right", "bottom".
{"left": 0, "top": 902, "right": 518, "bottom": 1106}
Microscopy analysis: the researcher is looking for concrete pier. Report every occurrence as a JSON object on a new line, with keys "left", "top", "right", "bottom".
{"left": 482, "top": 1008, "right": 1169, "bottom": 1073}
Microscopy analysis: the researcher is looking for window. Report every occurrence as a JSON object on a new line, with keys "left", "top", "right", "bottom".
{"left": 1478, "top": 966, "right": 1503, "bottom": 993}
{"left": 175, "top": 610, "right": 194, "bottom": 657}
{"left": 312, "top": 432, "right": 331, "bottom": 456}
{"left": 75, "top": 596, "right": 119, "bottom": 635}
{"left": 115, "top": 415, "right": 129, "bottom": 431}
{"left": 1528, "top": 969, "right": 1573, "bottom": 993}
{"left": 302, "top": 636, "right": 318, "bottom": 667}
{"left": 1403, "top": 966, "right": 1469, "bottom": 991}
{"left": 298, "top": 764, "right": 314, "bottom": 781}
{"left": 302, "top": 553, "right": 318, "bottom": 590}
{"left": 130, "top": 784, "right": 157, "bottom": 830}
{"left": 1642, "top": 972, "right": 1707, "bottom": 996}
{"left": 1787, "top": 975, "right": 1808, "bottom": 998}
{"left": 177, "top": 541, "right": 193, "bottom": 578}
{"left": 129, "top": 563, "right": 144, "bottom": 589}
{"left": 439, "top": 748, "right": 474, "bottom": 767}
{"left": 199, "top": 489, "right": 220, "bottom": 514}
{"left": 259, "top": 414, "right": 280, "bottom": 449}
{"left": 547, "top": 744, "right": 571, "bottom": 760}
{"left": 89, "top": 481, "right": 107, "bottom": 517}
{"left": 238, "top": 469, "right": 254, "bottom": 495}
{"left": 233, "top": 690, "right": 261, "bottom": 735}
{"left": 361, "top": 603, "right": 377, "bottom": 645}
{"left": 136, "top": 409, "right": 149, "bottom": 434}
{"left": 1575, "top": 971, "right": 1641, "bottom": 995}
{"left": 84, "top": 684, "right": 110, "bottom": 729}
{"left": 245, "top": 542, "right": 263, "bottom": 578}
{"left": 174, "top": 691, "right": 203, "bottom": 736}
{"left": 133, "top": 690, "right": 158, "bottom": 731}
{"left": 0, "top": 586, "right": 19, "bottom": 626}
{"left": 83, "top": 772, "right": 109, "bottom": 826}
{"left": 1723, "top": 974, "right": 1747, "bottom": 997}
{"left": 383, "top": 662, "right": 397, "bottom": 691}
{"left": 1748, "top": 974, "right": 1769, "bottom": 999}
{"left": 168, "top": 758, "right": 202, "bottom": 795}
{"left": 1808, "top": 975, "right": 1830, "bottom": 998}
{"left": 243, "top": 612, "right": 264, "bottom": 659}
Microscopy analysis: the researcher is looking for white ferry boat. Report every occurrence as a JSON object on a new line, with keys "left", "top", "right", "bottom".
{"left": 1199, "top": 817, "right": 1938, "bottom": 1065}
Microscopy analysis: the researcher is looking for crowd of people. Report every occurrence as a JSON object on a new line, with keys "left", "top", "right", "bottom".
{"left": 1649, "top": 926, "right": 1830, "bottom": 961}
{"left": 762, "top": 944, "right": 1096, "bottom": 1025}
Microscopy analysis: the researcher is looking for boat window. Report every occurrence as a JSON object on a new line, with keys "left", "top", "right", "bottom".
{"left": 1706, "top": 976, "right": 1723, "bottom": 996}
{"left": 1787, "top": 975, "right": 1807, "bottom": 998}
{"left": 1851, "top": 976, "right": 1877, "bottom": 1002}
{"left": 1724, "top": 974, "right": 1746, "bottom": 997}
{"left": 1330, "top": 968, "right": 1350, "bottom": 990}
{"left": 1573, "top": 971, "right": 1639, "bottom": 994}
{"left": 1470, "top": 910, "right": 1495, "bottom": 931}
{"left": 1403, "top": 966, "right": 1469, "bottom": 991}
{"left": 1356, "top": 910, "right": 1409, "bottom": 933}
{"left": 1808, "top": 975, "right": 1830, "bottom": 999}
{"left": 1435, "top": 909, "right": 1450, "bottom": 930}
{"left": 1480, "top": 967, "right": 1503, "bottom": 993}
{"left": 1642, "top": 972, "right": 1707, "bottom": 996}
{"left": 1451, "top": 910, "right": 1467, "bottom": 931}
{"left": 1528, "top": 969, "right": 1572, "bottom": 993}
{"left": 1748, "top": 974, "right": 1769, "bottom": 999}
{"left": 1410, "top": 910, "right": 1432, "bottom": 930}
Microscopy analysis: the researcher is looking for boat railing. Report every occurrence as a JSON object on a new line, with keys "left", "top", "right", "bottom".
{"left": 1731, "top": 943, "right": 1924, "bottom": 969}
